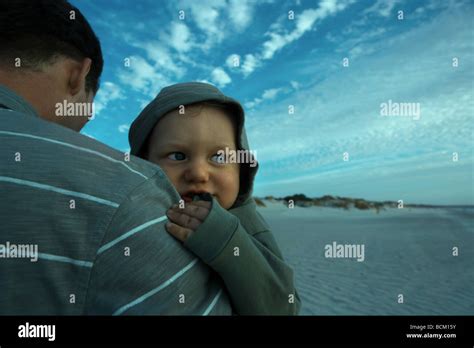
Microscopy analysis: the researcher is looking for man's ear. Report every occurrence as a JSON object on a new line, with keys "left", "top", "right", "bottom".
{"left": 68, "top": 57, "right": 92, "bottom": 96}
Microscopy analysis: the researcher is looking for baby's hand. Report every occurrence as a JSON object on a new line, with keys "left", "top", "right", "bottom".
{"left": 165, "top": 201, "right": 211, "bottom": 242}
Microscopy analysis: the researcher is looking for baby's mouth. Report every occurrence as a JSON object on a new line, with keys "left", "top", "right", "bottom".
{"left": 181, "top": 195, "right": 193, "bottom": 203}
{"left": 180, "top": 192, "right": 214, "bottom": 202}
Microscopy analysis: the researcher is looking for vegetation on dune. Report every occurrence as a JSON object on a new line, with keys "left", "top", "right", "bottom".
{"left": 253, "top": 194, "right": 415, "bottom": 213}
{"left": 254, "top": 198, "right": 266, "bottom": 207}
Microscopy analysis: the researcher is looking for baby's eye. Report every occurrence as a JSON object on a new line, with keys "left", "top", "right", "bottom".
{"left": 167, "top": 152, "right": 186, "bottom": 161}
{"left": 211, "top": 153, "right": 226, "bottom": 164}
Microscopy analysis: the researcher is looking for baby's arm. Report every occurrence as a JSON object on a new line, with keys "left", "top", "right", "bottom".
{"left": 166, "top": 197, "right": 301, "bottom": 315}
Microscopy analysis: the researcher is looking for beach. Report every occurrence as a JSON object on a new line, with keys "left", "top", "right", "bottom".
{"left": 257, "top": 201, "right": 474, "bottom": 315}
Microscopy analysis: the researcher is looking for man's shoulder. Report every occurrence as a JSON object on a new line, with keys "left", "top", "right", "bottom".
{"left": 0, "top": 108, "right": 171, "bottom": 202}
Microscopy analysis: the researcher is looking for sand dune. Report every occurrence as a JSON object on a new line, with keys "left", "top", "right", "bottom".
{"left": 257, "top": 201, "right": 474, "bottom": 315}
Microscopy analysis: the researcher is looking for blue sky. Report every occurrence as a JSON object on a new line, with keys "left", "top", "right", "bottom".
{"left": 73, "top": 0, "right": 473, "bottom": 205}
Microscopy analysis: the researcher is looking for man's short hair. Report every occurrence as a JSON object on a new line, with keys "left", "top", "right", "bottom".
{"left": 0, "top": 0, "right": 103, "bottom": 94}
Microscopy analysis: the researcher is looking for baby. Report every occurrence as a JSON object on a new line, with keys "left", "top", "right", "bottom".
{"left": 128, "top": 82, "right": 300, "bottom": 315}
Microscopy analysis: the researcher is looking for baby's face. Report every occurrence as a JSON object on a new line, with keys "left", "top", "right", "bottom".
{"left": 146, "top": 105, "right": 240, "bottom": 209}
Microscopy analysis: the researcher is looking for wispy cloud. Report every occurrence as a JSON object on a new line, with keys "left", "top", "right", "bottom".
{"left": 94, "top": 81, "right": 124, "bottom": 115}
{"left": 241, "top": 54, "right": 260, "bottom": 77}
{"left": 176, "top": 0, "right": 270, "bottom": 50}
{"left": 226, "top": 53, "right": 261, "bottom": 77}
{"left": 164, "top": 21, "right": 193, "bottom": 53}
{"left": 226, "top": 54, "right": 240, "bottom": 69}
{"left": 227, "top": 0, "right": 354, "bottom": 78}
{"left": 211, "top": 67, "right": 232, "bottom": 87}
{"left": 134, "top": 41, "right": 185, "bottom": 78}
{"left": 364, "top": 0, "right": 403, "bottom": 17}
{"left": 245, "top": 80, "right": 301, "bottom": 110}
{"left": 176, "top": 0, "right": 226, "bottom": 49}
{"left": 118, "top": 124, "right": 130, "bottom": 133}
{"left": 228, "top": 0, "right": 258, "bottom": 31}
{"left": 245, "top": 87, "right": 283, "bottom": 109}
{"left": 118, "top": 55, "right": 169, "bottom": 98}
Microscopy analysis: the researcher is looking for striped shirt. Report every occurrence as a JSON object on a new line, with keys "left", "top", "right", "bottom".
{"left": 0, "top": 85, "right": 232, "bottom": 315}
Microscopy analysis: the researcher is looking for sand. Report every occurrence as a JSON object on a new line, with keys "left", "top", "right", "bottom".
{"left": 257, "top": 201, "right": 474, "bottom": 315}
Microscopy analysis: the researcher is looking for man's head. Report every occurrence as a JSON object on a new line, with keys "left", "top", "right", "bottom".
{"left": 144, "top": 103, "right": 241, "bottom": 210}
{"left": 0, "top": 0, "right": 103, "bottom": 131}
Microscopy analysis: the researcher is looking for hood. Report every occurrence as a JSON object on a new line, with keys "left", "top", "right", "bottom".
{"left": 128, "top": 82, "right": 258, "bottom": 209}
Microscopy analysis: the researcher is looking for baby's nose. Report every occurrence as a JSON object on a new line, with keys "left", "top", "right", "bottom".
{"left": 184, "top": 160, "right": 209, "bottom": 182}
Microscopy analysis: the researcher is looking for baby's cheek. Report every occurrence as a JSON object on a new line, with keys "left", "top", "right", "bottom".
{"left": 157, "top": 163, "right": 181, "bottom": 188}
{"left": 222, "top": 167, "right": 240, "bottom": 196}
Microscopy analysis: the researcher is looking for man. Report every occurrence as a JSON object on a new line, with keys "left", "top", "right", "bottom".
{"left": 0, "top": 0, "right": 233, "bottom": 315}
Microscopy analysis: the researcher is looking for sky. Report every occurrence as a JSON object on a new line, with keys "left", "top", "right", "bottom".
{"left": 72, "top": 0, "right": 474, "bottom": 205}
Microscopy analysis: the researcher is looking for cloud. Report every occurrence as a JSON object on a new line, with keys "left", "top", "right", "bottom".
{"left": 241, "top": 0, "right": 278, "bottom": 28}
{"left": 165, "top": 22, "right": 193, "bottom": 53}
{"left": 290, "top": 81, "right": 300, "bottom": 90}
{"left": 118, "top": 55, "right": 169, "bottom": 97}
{"left": 363, "top": 0, "right": 402, "bottom": 18}
{"left": 262, "top": 0, "right": 353, "bottom": 60}
{"left": 262, "top": 88, "right": 281, "bottom": 99}
{"left": 245, "top": 80, "right": 300, "bottom": 109}
{"left": 197, "top": 79, "right": 213, "bottom": 85}
{"left": 176, "top": 0, "right": 272, "bottom": 50}
{"left": 242, "top": 54, "right": 260, "bottom": 76}
{"left": 93, "top": 81, "right": 124, "bottom": 115}
{"left": 229, "top": 0, "right": 354, "bottom": 77}
{"left": 228, "top": 0, "right": 256, "bottom": 30}
{"left": 211, "top": 67, "right": 232, "bottom": 87}
{"left": 178, "top": 0, "right": 225, "bottom": 48}
{"left": 175, "top": 0, "right": 229, "bottom": 50}
{"left": 226, "top": 53, "right": 260, "bottom": 76}
{"left": 119, "top": 26, "right": 190, "bottom": 98}
{"left": 261, "top": 32, "right": 287, "bottom": 60}
{"left": 226, "top": 54, "right": 241, "bottom": 69}
{"left": 136, "top": 41, "right": 184, "bottom": 77}
{"left": 245, "top": 87, "right": 283, "bottom": 109}
{"left": 118, "top": 124, "right": 130, "bottom": 133}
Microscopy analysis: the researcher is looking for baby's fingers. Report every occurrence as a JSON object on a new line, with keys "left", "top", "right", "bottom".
{"left": 166, "top": 209, "right": 202, "bottom": 230}
{"left": 171, "top": 201, "right": 211, "bottom": 221}
{"left": 166, "top": 221, "right": 193, "bottom": 242}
